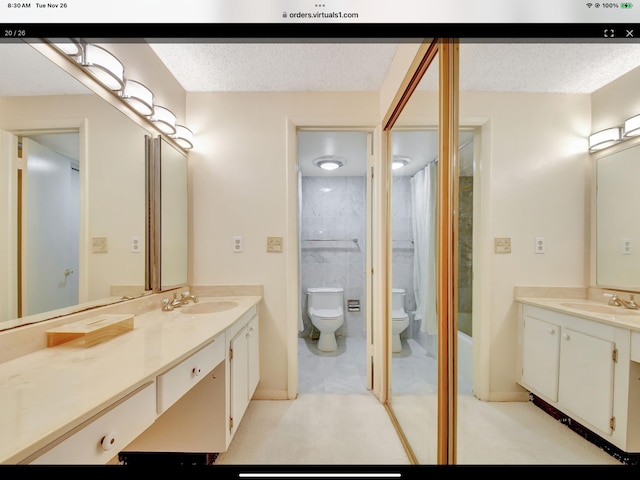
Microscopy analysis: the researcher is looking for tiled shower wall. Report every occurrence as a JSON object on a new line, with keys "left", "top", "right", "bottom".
{"left": 299, "top": 172, "right": 473, "bottom": 341}
{"left": 300, "top": 176, "right": 366, "bottom": 338}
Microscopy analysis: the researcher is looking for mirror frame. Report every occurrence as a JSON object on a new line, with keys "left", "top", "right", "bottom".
{"left": 148, "top": 135, "right": 189, "bottom": 293}
{"left": 381, "top": 38, "right": 460, "bottom": 465}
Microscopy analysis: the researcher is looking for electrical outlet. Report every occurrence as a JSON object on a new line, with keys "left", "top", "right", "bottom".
{"left": 131, "top": 236, "right": 141, "bottom": 253}
{"left": 267, "top": 236, "right": 283, "bottom": 253}
{"left": 535, "top": 237, "right": 545, "bottom": 254}
{"left": 92, "top": 237, "right": 107, "bottom": 254}
{"left": 623, "top": 238, "right": 632, "bottom": 255}
{"left": 233, "top": 236, "right": 243, "bottom": 253}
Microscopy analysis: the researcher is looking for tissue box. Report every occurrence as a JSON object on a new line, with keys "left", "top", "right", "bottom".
{"left": 46, "top": 313, "right": 134, "bottom": 347}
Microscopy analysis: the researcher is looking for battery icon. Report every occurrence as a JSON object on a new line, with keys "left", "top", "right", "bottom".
{"left": 621, "top": 2, "right": 633, "bottom": 8}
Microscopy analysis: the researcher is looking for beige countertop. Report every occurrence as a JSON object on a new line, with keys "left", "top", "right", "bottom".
{"left": 0, "top": 295, "right": 262, "bottom": 464}
{"left": 516, "top": 296, "right": 640, "bottom": 332}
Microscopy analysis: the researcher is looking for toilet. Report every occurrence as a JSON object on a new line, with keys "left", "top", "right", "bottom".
{"left": 392, "top": 288, "right": 410, "bottom": 353}
{"left": 306, "top": 287, "right": 345, "bottom": 352}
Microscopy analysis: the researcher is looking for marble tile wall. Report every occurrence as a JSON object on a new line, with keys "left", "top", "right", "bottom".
{"left": 298, "top": 173, "right": 473, "bottom": 343}
{"left": 300, "top": 176, "right": 366, "bottom": 338}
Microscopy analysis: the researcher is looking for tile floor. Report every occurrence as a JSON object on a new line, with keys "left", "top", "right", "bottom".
{"left": 214, "top": 334, "right": 623, "bottom": 466}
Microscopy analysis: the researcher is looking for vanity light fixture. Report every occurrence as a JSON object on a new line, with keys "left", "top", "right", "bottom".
{"left": 48, "top": 38, "right": 82, "bottom": 57}
{"left": 171, "top": 125, "right": 194, "bottom": 149}
{"left": 623, "top": 114, "right": 640, "bottom": 138}
{"left": 313, "top": 155, "right": 346, "bottom": 171}
{"left": 120, "top": 80, "right": 154, "bottom": 116}
{"left": 148, "top": 105, "right": 177, "bottom": 135}
{"left": 78, "top": 43, "right": 125, "bottom": 92}
{"left": 588, "top": 127, "right": 622, "bottom": 152}
{"left": 392, "top": 155, "right": 412, "bottom": 170}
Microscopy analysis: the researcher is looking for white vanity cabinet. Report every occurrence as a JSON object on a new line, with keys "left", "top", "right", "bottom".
{"left": 229, "top": 308, "right": 260, "bottom": 438}
{"left": 122, "top": 304, "right": 260, "bottom": 454}
{"left": 518, "top": 303, "right": 640, "bottom": 452}
{"left": 29, "top": 382, "right": 156, "bottom": 464}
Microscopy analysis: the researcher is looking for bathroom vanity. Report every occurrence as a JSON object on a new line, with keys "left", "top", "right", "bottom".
{"left": 0, "top": 288, "right": 262, "bottom": 464}
{"left": 516, "top": 295, "right": 640, "bottom": 454}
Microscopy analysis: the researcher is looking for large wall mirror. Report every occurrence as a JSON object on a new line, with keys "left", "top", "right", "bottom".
{"left": 0, "top": 41, "right": 151, "bottom": 330}
{"left": 596, "top": 142, "right": 640, "bottom": 290}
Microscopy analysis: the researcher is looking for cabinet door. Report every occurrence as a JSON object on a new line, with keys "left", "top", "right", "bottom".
{"left": 521, "top": 314, "right": 560, "bottom": 402}
{"left": 230, "top": 324, "right": 249, "bottom": 437}
{"left": 558, "top": 327, "right": 615, "bottom": 436}
{"left": 247, "top": 314, "right": 260, "bottom": 397}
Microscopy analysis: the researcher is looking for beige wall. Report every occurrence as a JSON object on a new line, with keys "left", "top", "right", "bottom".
{"left": 186, "top": 91, "right": 380, "bottom": 397}
{"left": 460, "top": 91, "right": 592, "bottom": 399}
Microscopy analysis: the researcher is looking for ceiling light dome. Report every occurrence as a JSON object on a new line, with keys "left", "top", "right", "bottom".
{"left": 392, "top": 155, "right": 412, "bottom": 170}
{"left": 313, "top": 155, "right": 346, "bottom": 171}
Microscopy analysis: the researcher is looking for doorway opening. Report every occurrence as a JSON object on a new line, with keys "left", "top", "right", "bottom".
{"left": 296, "top": 129, "right": 372, "bottom": 394}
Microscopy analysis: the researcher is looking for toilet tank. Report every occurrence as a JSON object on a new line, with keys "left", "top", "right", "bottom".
{"left": 392, "top": 288, "right": 406, "bottom": 312}
{"left": 307, "top": 287, "right": 344, "bottom": 310}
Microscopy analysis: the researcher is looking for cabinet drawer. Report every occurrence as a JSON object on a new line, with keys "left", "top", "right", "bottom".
{"left": 156, "top": 335, "right": 225, "bottom": 414}
{"left": 30, "top": 382, "right": 156, "bottom": 464}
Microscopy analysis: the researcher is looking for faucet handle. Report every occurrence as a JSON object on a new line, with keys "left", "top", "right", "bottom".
{"left": 161, "top": 298, "right": 175, "bottom": 311}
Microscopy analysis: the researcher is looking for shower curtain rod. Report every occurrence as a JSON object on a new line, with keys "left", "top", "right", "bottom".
{"left": 423, "top": 137, "right": 473, "bottom": 168}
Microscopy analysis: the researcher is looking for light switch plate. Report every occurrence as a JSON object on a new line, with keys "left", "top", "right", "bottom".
{"left": 494, "top": 237, "right": 511, "bottom": 254}
{"left": 267, "top": 236, "right": 283, "bottom": 253}
{"left": 92, "top": 237, "right": 108, "bottom": 254}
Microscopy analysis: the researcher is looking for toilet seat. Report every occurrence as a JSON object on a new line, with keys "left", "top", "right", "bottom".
{"left": 392, "top": 310, "right": 409, "bottom": 320}
{"left": 309, "top": 307, "right": 343, "bottom": 319}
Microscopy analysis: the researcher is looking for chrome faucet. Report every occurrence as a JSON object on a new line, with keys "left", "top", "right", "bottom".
{"left": 161, "top": 291, "right": 199, "bottom": 311}
{"left": 173, "top": 291, "right": 199, "bottom": 307}
{"left": 606, "top": 293, "right": 639, "bottom": 310}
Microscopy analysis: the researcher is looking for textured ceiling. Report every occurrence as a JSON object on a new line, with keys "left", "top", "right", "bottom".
{"left": 149, "top": 42, "right": 640, "bottom": 94}
{"left": 148, "top": 42, "right": 400, "bottom": 92}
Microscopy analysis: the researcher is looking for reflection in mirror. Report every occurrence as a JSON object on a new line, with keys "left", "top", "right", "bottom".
{"left": 22, "top": 134, "right": 80, "bottom": 317}
{"left": 157, "top": 136, "right": 188, "bottom": 291}
{"left": 597, "top": 144, "right": 640, "bottom": 290}
{"left": 388, "top": 52, "right": 440, "bottom": 464}
{"left": 0, "top": 41, "right": 148, "bottom": 330}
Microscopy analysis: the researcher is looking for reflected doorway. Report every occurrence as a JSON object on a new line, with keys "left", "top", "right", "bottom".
{"left": 19, "top": 132, "right": 80, "bottom": 317}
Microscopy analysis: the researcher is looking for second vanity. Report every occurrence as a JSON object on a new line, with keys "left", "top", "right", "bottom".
{"left": 516, "top": 291, "right": 640, "bottom": 454}
{"left": 0, "top": 286, "right": 262, "bottom": 464}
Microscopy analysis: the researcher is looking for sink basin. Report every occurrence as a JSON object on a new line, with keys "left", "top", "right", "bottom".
{"left": 181, "top": 301, "right": 239, "bottom": 314}
{"left": 560, "top": 302, "right": 640, "bottom": 316}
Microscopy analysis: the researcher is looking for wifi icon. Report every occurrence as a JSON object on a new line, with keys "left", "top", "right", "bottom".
{"left": 587, "top": 2, "right": 593, "bottom": 6}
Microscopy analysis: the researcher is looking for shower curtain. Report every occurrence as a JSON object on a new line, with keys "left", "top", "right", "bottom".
{"left": 410, "top": 162, "right": 438, "bottom": 334}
